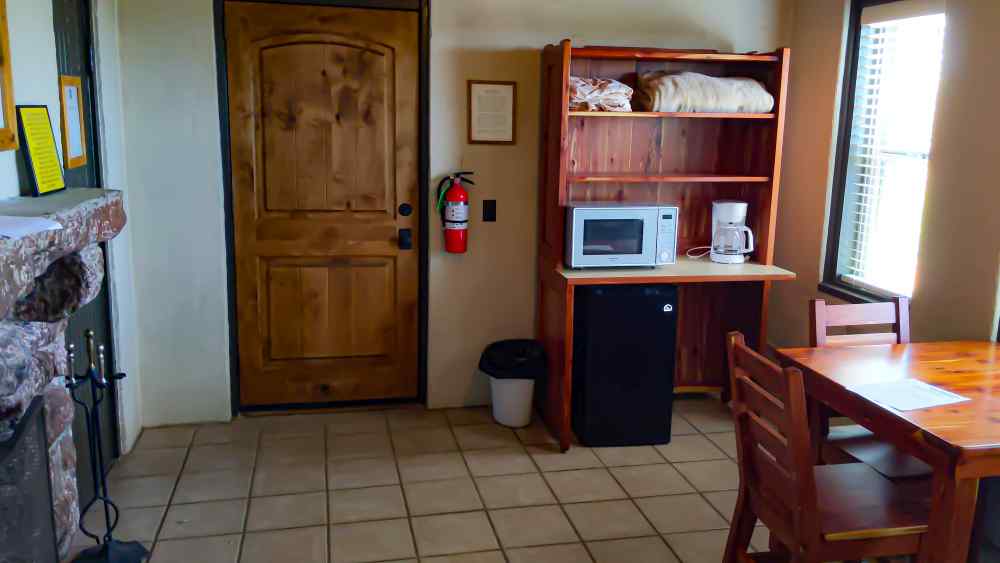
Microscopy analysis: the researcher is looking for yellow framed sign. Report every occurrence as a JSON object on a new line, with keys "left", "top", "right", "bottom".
{"left": 0, "top": 0, "right": 16, "bottom": 151}
{"left": 58, "top": 75, "right": 87, "bottom": 169}
{"left": 16, "top": 105, "right": 66, "bottom": 196}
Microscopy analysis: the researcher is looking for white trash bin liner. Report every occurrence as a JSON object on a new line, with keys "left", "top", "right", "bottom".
{"left": 479, "top": 339, "right": 546, "bottom": 428}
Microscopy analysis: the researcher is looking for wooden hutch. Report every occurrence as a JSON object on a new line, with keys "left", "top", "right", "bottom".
{"left": 536, "top": 40, "right": 795, "bottom": 451}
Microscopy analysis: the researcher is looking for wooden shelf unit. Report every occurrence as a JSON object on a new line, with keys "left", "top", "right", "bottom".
{"left": 537, "top": 39, "right": 793, "bottom": 450}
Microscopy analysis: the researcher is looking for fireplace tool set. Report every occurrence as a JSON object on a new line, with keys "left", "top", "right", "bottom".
{"left": 65, "top": 330, "right": 149, "bottom": 563}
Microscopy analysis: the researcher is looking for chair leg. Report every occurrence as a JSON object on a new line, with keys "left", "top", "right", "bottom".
{"left": 723, "top": 491, "right": 757, "bottom": 563}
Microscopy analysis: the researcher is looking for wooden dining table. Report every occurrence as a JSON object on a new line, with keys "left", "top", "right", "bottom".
{"left": 775, "top": 341, "right": 1000, "bottom": 563}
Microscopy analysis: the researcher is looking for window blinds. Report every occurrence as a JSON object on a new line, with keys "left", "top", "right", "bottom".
{"left": 837, "top": 12, "right": 945, "bottom": 297}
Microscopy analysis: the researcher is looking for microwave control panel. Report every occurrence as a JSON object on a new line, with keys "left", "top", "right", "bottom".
{"left": 655, "top": 207, "right": 679, "bottom": 265}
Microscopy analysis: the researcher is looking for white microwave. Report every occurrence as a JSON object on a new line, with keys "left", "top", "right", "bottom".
{"left": 565, "top": 204, "right": 679, "bottom": 268}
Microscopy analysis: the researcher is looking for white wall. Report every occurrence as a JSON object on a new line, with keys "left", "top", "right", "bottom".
{"left": 93, "top": 0, "right": 143, "bottom": 451}
{"left": 0, "top": 0, "right": 62, "bottom": 198}
{"left": 118, "top": 0, "right": 231, "bottom": 426}
{"left": 768, "top": 0, "right": 1000, "bottom": 346}
{"left": 428, "top": 0, "right": 792, "bottom": 407}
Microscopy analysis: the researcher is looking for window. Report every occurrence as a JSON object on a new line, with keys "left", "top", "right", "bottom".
{"left": 823, "top": 0, "right": 946, "bottom": 300}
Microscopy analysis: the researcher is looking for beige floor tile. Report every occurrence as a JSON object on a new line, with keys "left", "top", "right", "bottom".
{"left": 593, "top": 446, "right": 664, "bottom": 467}
{"left": 564, "top": 500, "right": 655, "bottom": 541}
{"left": 655, "top": 435, "right": 727, "bottom": 463}
{"left": 705, "top": 432, "right": 738, "bottom": 458}
{"left": 81, "top": 505, "right": 164, "bottom": 543}
{"left": 672, "top": 414, "right": 698, "bottom": 436}
{"left": 136, "top": 426, "right": 196, "bottom": 450}
{"left": 327, "top": 432, "right": 393, "bottom": 461}
{"left": 489, "top": 505, "right": 578, "bottom": 548}
{"left": 527, "top": 445, "right": 602, "bottom": 472}
{"left": 588, "top": 536, "right": 680, "bottom": 563}
{"left": 185, "top": 444, "right": 256, "bottom": 472}
{"left": 453, "top": 424, "right": 520, "bottom": 450}
{"left": 673, "top": 460, "right": 739, "bottom": 492}
{"left": 544, "top": 469, "right": 626, "bottom": 503}
{"left": 387, "top": 408, "right": 449, "bottom": 430}
{"left": 150, "top": 535, "right": 241, "bottom": 563}
{"left": 423, "top": 551, "right": 505, "bottom": 563}
{"left": 109, "top": 474, "right": 177, "bottom": 508}
{"left": 193, "top": 423, "right": 259, "bottom": 446}
{"left": 445, "top": 407, "right": 494, "bottom": 426}
{"left": 397, "top": 452, "right": 468, "bottom": 483}
{"left": 241, "top": 526, "right": 327, "bottom": 563}
{"left": 505, "top": 543, "right": 592, "bottom": 563}
{"left": 411, "top": 511, "right": 499, "bottom": 556}
{"left": 664, "top": 530, "right": 728, "bottom": 563}
{"left": 173, "top": 468, "right": 251, "bottom": 504}
{"left": 257, "top": 436, "right": 324, "bottom": 466}
{"left": 256, "top": 415, "right": 327, "bottom": 438}
{"left": 246, "top": 491, "right": 327, "bottom": 531}
{"left": 330, "top": 518, "right": 416, "bottom": 563}
{"left": 476, "top": 473, "right": 556, "bottom": 509}
{"left": 404, "top": 477, "right": 483, "bottom": 515}
{"left": 111, "top": 448, "right": 187, "bottom": 478}
{"left": 463, "top": 447, "right": 535, "bottom": 476}
{"left": 253, "top": 461, "right": 326, "bottom": 496}
{"left": 326, "top": 411, "right": 388, "bottom": 435}
{"left": 751, "top": 526, "right": 770, "bottom": 552}
{"left": 676, "top": 404, "right": 734, "bottom": 434}
{"left": 391, "top": 427, "right": 458, "bottom": 456}
{"left": 514, "top": 421, "right": 558, "bottom": 446}
{"left": 610, "top": 464, "right": 695, "bottom": 498}
{"left": 328, "top": 457, "right": 400, "bottom": 489}
{"left": 636, "top": 494, "right": 728, "bottom": 534}
{"left": 703, "top": 490, "right": 739, "bottom": 523}
{"left": 159, "top": 499, "right": 246, "bottom": 539}
{"left": 329, "top": 485, "right": 407, "bottom": 523}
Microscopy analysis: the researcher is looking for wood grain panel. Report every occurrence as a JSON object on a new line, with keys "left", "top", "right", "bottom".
{"left": 266, "top": 259, "right": 394, "bottom": 361}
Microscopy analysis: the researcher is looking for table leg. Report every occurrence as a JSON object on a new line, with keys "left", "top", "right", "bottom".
{"left": 806, "top": 397, "right": 828, "bottom": 465}
{"left": 919, "top": 469, "right": 979, "bottom": 563}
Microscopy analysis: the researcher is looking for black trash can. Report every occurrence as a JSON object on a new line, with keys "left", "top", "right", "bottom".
{"left": 479, "top": 339, "right": 546, "bottom": 428}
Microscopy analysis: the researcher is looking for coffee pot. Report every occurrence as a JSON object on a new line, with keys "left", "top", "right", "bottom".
{"left": 710, "top": 201, "right": 754, "bottom": 264}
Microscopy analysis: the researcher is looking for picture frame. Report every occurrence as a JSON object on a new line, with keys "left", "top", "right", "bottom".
{"left": 0, "top": 0, "right": 17, "bottom": 151}
{"left": 58, "top": 75, "right": 88, "bottom": 169}
{"left": 467, "top": 80, "right": 516, "bottom": 145}
{"left": 16, "top": 105, "right": 66, "bottom": 197}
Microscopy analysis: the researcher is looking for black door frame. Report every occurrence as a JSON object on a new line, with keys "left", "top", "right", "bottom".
{"left": 212, "top": 0, "right": 432, "bottom": 414}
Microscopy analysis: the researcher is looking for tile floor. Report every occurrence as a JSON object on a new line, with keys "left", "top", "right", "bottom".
{"left": 70, "top": 397, "right": 767, "bottom": 563}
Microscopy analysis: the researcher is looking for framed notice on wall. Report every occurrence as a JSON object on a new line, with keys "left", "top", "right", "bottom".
{"left": 16, "top": 105, "right": 66, "bottom": 196}
{"left": 467, "top": 80, "right": 516, "bottom": 145}
{"left": 0, "top": 0, "right": 16, "bottom": 151}
{"left": 59, "top": 75, "right": 87, "bottom": 169}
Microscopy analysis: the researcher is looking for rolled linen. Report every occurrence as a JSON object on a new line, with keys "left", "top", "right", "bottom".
{"left": 636, "top": 71, "right": 774, "bottom": 113}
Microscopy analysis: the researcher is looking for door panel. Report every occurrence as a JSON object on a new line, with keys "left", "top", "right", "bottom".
{"left": 226, "top": 2, "right": 419, "bottom": 406}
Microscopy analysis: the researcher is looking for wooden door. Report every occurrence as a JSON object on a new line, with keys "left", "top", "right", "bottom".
{"left": 225, "top": 2, "right": 419, "bottom": 406}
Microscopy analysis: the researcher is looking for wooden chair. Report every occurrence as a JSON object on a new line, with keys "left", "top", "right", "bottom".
{"left": 809, "top": 298, "right": 932, "bottom": 479}
{"left": 723, "top": 331, "right": 930, "bottom": 563}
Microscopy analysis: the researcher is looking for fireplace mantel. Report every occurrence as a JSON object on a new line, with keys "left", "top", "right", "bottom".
{"left": 0, "top": 188, "right": 125, "bottom": 557}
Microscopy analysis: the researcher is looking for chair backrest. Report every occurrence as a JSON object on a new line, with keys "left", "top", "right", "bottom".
{"left": 726, "top": 331, "right": 818, "bottom": 547}
{"left": 809, "top": 297, "right": 910, "bottom": 347}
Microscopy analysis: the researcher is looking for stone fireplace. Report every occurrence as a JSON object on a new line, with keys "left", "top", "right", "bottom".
{"left": 0, "top": 189, "right": 125, "bottom": 558}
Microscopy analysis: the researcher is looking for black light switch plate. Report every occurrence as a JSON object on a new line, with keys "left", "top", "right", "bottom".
{"left": 483, "top": 199, "right": 497, "bottom": 222}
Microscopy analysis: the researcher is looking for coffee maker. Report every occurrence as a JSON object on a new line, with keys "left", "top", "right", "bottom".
{"left": 710, "top": 200, "right": 754, "bottom": 264}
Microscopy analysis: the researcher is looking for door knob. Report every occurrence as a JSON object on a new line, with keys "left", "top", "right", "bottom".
{"left": 398, "top": 228, "right": 413, "bottom": 250}
{"left": 398, "top": 203, "right": 413, "bottom": 216}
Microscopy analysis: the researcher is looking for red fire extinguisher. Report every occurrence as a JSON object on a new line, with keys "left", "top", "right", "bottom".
{"left": 436, "top": 171, "right": 474, "bottom": 253}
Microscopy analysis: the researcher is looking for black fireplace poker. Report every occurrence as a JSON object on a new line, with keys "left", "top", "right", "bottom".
{"left": 65, "top": 330, "right": 149, "bottom": 563}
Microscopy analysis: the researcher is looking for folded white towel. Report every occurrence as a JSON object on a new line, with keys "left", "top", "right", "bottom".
{"left": 636, "top": 71, "right": 774, "bottom": 113}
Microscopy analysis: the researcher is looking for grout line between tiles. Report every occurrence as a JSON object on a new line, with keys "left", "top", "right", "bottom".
{"left": 447, "top": 416, "right": 510, "bottom": 562}
{"left": 384, "top": 410, "right": 418, "bottom": 562}
{"left": 233, "top": 424, "right": 262, "bottom": 563}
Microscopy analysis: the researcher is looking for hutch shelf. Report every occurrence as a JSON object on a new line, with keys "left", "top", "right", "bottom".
{"left": 536, "top": 39, "right": 795, "bottom": 451}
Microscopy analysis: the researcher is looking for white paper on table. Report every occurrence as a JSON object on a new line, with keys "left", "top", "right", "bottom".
{"left": 848, "top": 379, "right": 970, "bottom": 412}
{"left": 0, "top": 216, "right": 63, "bottom": 239}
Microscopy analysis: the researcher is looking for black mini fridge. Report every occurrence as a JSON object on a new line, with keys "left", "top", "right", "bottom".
{"left": 572, "top": 284, "right": 677, "bottom": 447}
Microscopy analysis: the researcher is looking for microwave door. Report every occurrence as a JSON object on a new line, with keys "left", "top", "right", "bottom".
{"left": 570, "top": 208, "right": 658, "bottom": 267}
